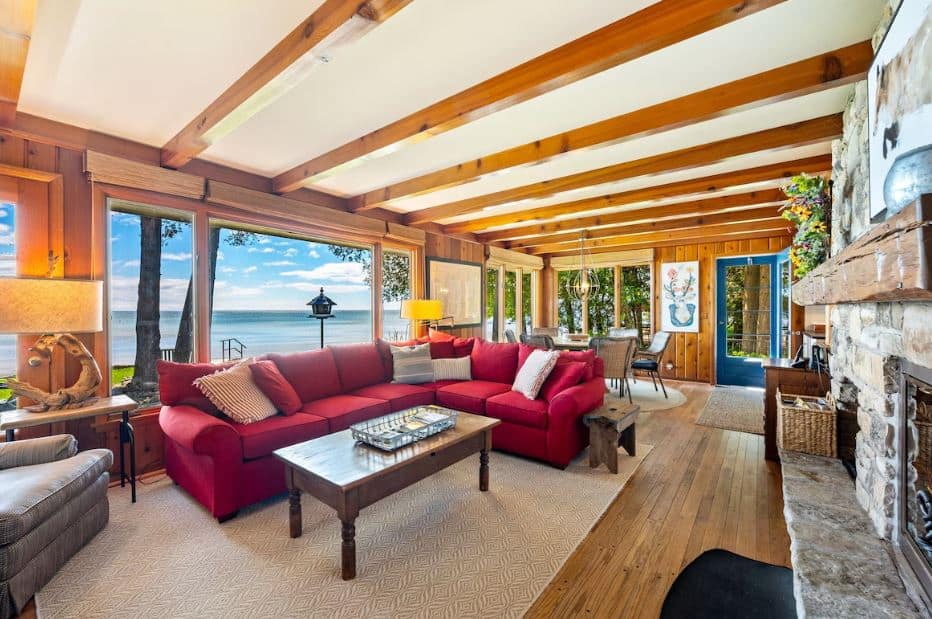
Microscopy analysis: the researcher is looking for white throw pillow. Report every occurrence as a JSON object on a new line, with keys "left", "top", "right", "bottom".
{"left": 390, "top": 343, "right": 435, "bottom": 384}
{"left": 193, "top": 361, "right": 277, "bottom": 424}
{"left": 431, "top": 357, "right": 472, "bottom": 381}
{"left": 512, "top": 349, "right": 560, "bottom": 400}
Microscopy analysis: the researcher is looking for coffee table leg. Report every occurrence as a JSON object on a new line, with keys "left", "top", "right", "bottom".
{"left": 479, "top": 449, "right": 490, "bottom": 491}
{"left": 289, "top": 488, "right": 302, "bottom": 538}
{"left": 341, "top": 519, "right": 356, "bottom": 580}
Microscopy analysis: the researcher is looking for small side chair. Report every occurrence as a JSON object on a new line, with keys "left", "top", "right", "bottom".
{"left": 631, "top": 331, "right": 672, "bottom": 398}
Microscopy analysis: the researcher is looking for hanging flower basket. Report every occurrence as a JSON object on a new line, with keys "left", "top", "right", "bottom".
{"left": 781, "top": 174, "right": 830, "bottom": 280}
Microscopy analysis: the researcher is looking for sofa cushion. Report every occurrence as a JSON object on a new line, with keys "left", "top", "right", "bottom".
{"left": 232, "top": 412, "right": 329, "bottom": 460}
{"left": 486, "top": 391, "right": 549, "bottom": 429}
{"left": 330, "top": 343, "right": 388, "bottom": 391}
{"left": 470, "top": 339, "right": 519, "bottom": 384}
{"left": 427, "top": 328, "right": 455, "bottom": 342}
{"left": 436, "top": 380, "right": 511, "bottom": 414}
{"left": 427, "top": 340, "right": 456, "bottom": 359}
{"left": 268, "top": 349, "right": 342, "bottom": 402}
{"left": 249, "top": 360, "right": 302, "bottom": 415}
{"left": 414, "top": 380, "right": 464, "bottom": 392}
{"left": 559, "top": 349, "right": 597, "bottom": 381}
{"left": 157, "top": 360, "right": 234, "bottom": 415}
{"left": 539, "top": 361, "right": 588, "bottom": 402}
{"left": 453, "top": 337, "right": 476, "bottom": 358}
{"left": 0, "top": 449, "right": 113, "bottom": 545}
{"left": 299, "top": 395, "right": 391, "bottom": 432}
{"left": 351, "top": 383, "right": 435, "bottom": 412}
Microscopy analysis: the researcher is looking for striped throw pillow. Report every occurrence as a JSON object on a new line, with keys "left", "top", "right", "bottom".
{"left": 390, "top": 343, "right": 434, "bottom": 384}
{"left": 512, "top": 349, "right": 560, "bottom": 400}
{"left": 193, "top": 361, "right": 278, "bottom": 424}
{"left": 432, "top": 356, "right": 471, "bottom": 381}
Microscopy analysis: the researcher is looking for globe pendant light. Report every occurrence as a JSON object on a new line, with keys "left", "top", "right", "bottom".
{"left": 566, "top": 231, "right": 600, "bottom": 301}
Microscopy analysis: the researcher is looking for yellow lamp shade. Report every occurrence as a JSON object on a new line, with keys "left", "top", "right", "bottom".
{"left": 400, "top": 299, "right": 443, "bottom": 321}
{"left": 0, "top": 277, "right": 103, "bottom": 334}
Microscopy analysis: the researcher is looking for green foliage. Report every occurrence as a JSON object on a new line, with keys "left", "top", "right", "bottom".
{"left": 328, "top": 245, "right": 412, "bottom": 302}
{"left": 587, "top": 268, "right": 614, "bottom": 336}
{"left": 781, "top": 174, "right": 829, "bottom": 278}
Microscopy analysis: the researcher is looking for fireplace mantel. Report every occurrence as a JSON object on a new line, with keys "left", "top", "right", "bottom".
{"left": 792, "top": 195, "right": 932, "bottom": 306}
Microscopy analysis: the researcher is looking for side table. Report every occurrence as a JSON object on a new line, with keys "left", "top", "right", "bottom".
{"left": 0, "top": 394, "right": 139, "bottom": 502}
{"left": 583, "top": 398, "right": 640, "bottom": 474}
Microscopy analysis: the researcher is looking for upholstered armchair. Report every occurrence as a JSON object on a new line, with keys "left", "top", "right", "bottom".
{"left": 0, "top": 435, "right": 112, "bottom": 619}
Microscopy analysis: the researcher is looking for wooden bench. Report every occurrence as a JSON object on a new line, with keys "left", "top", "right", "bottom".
{"left": 583, "top": 398, "right": 640, "bottom": 473}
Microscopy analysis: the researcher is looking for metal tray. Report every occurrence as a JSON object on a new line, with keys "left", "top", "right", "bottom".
{"left": 350, "top": 405, "right": 458, "bottom": 451}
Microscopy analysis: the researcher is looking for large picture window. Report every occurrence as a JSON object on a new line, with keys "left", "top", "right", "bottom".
{"left": 587, "top": 267, "right": 615, "bottom": 336}
{"left": 382, "top": 248, "right": 413, "bottom": 341}
{"left": 620, "top": 265, "right": 652, "bottom": 345}
{"left": 485, "top": 267, "right": 499, "bottom": 341}
{"left": 0, "top": 201, "right": 15, "bottom": 406}
{"left": 557, "top": 270, "right": 583, "bottom": 333}
{"left": 521, "top": 271, "right": 532, "bottom": 333}
{"left": 109, "top": 201, "right": 194, "bottom": 406}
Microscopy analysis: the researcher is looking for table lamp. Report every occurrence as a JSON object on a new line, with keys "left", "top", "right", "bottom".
{"left": 400, "top": 299, "right": 444, "bottom": 335}
{"left": 0, "top": 277, "right": 104, "bottom": 411}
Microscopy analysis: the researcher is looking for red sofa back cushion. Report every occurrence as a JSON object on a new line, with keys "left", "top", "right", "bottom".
{"left": 329, "top": 343, "right": 387, "bottom": 391}
{"left": 157, "top": 360, "right": 233, "bottom": 415}
{"left": 267, "top": 349, "right": 341, "bottom": 402}
{"left": 470, "top": 339, "right": 519, "bottom": 384}
{"left": 559, "top": 349, "right": 597, "bottom": 381}
{"left": 250, "top": 360, "right": 302, "bottom": 415}
{"left": 453, "top": 337, "right": 475, "bottom": 358}
{"left": 539, "top": 361, "right": 588, "bottom": 402}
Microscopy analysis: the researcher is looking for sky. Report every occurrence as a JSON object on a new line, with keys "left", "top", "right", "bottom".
{"left": 110, "top": 210, "right": 381, "bottom": 312}
{"left": 0, "top": 203, "right": 13, "bottom": 277}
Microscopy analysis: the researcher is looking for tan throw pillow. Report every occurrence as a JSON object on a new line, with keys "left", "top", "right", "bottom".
{"left": 431, "top": 356, "right": 472, "bottom": 381}
{"left": 390, "top": 343, "right": 434, "bottom": 384}
{"left": 193, "top": 361, "right": 277, "bottom": 424}
{"left": 512, "top": 349, "right": 560, "bottom": 400}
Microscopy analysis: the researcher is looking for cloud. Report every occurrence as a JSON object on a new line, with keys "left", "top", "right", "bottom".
{"left": 243, "top": 266, "right": 258, "bottom": 274}
{"left": 109, "top": 275, "right": 190, "bottom": 311}
{"left": 162, "top": 252, "right": 192, "bottom": 262}
{"left": 0, "top": 254, "right": 13, "bottom": 276}
{"left": 308, "top": 249, "right": 320, "bottom": 259}
{"left": 110, "top": 235, "right": 121, "bottom": 243}
{"left": 216, "top": 250, "right": 225, "bottom": 261}
{"left": 114, "top": 259, "right": 140, "bottom": 269}
{"left": 278, "top": 282, "right": 369, "bottom": 294}
{"left": 0, "top": 223, "right": 10, "bottom": 233}
{"left": 283, "top": 248, "right": 298, "bottom": 257}
{"left": 218, "top": 266, "right": 236, "bottom": 274}
{"left": 281, "top": 262, "right": 367, "bottom": 284}
{"left": 247, "top": 247, "right": 275, "bottom": 254}
{"left": 258, "top": 238, "right": 272, "bottom": 245}
{"left": 275, "top": 240, "right": 292, "bottom": 247}
{"left": 0, "top": 234, "right": 13, "bottom": 246}
{"left": 110, "top": 212, "right": 138, "bottom": 224}
{"left": 263, "top": 260, "right": 296, "bottom": 267}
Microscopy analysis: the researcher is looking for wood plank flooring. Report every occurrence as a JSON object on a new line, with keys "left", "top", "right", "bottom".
{"left": 526, "top": 381, "right": 791, "bottom": 618}
{"left": 17, "top": 381, "right": 789, "bottom": 619}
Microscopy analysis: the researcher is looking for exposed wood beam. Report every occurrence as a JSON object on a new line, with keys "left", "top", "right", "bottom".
{"left": 0, "top": 0, "right": 37, "bottom": 126}
{"left": 445, "top": 155, "right": 829, "bottom": 234}
{"left": 409, "top": 114, "right": 840, "bottom": 225}
{"left": 351, "top": 41, "right": 870, "bottom": 211}
{"left": 532, "top": 218, "right": 791, "bottom": 255}
{"left": 161, "top": 0, "right": 413, "bottom": 168}
{"left": 273, "top": 0, "right": 785, "bottom": 193}
{"left": 506, "top": 205, "right": 784, "bottom": 249}
{"left": 481, "top": 188, "right": 786, "bottom": 243}
{"left": 543, "top": 229, "right": 792, "bottom": 257}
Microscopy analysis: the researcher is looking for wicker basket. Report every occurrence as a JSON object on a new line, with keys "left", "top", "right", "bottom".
{"left": 776, "top": 390, "right": 836, "bottom": 457}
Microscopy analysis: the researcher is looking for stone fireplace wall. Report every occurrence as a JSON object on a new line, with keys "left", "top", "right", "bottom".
{"left": 828, "top": 0, "right": 932, "bottom": 538}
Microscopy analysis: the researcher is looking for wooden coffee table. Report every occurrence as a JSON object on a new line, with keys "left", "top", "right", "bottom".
{"left": 274, "top": 410, "right": 500, "bottom": 580}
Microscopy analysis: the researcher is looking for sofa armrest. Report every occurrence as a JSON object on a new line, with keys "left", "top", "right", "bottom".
{"left": 158, "top": 405, "right": 242, "bottom": 460}
{"left": 548, "top": 378, "right": 606, "bottom": 423}
{"left": 0, "top": 434, "right": 77, "bottom": 470}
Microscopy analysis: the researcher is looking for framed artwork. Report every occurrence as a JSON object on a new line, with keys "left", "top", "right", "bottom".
{"left": 426, "top": 257, "right": 482, "bottom": 328}
{"left": 868, "top": 0, "right": 932, "bottom": 220}
{"left": 660, "top": 261, "right": 699, "bottom": 333}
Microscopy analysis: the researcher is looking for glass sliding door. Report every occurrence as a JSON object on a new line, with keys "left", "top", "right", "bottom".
{"left": 777, "top": 249, "right": 792, "bottom": 358}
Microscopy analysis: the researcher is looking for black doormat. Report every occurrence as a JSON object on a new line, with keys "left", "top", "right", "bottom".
{"left": 661, "top": 549, "right": 796, "bottom": 619}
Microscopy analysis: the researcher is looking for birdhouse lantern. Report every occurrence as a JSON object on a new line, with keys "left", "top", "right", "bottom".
{"left": 307, "top": 287, "right": 336, "bottom": 318}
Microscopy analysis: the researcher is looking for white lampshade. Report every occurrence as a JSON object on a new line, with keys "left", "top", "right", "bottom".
{"left": 0, "top": 277, "right": 103, "bottom": 334}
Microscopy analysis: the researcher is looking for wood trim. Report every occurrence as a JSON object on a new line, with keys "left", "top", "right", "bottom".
{"left": 408, "top": 115, "right": 840, "bottom": 225}
{"left": 0, "top": 0, "right": 36, "bottom": 125}
{"left": 483, "top": 188, "right": 787, "bottom": 243}
{"left": 444, "top": 155, "right": 829, "bottom": 234}
{"left": 351, "top": 42, "right": 869, "bottom": 211}
{"left": 0, "top": 161, "right": 59, "bottom": 183}
{"left": 160, "top": 0, "right": 413, "bottom": 168}
{"left": 549, "top": 248, "right": 654, "bottom": 269}
{"left": 85, "top": 151, "right": 206, "bottom": 199}
{"left": 273, "top": 0, "right": 784, "bottom": 192}
{"left": 539, "top": 220, "right": 791, "bottom": 256}
{"left": 385, "top": 221, "right": 426, "bottom": 245}
{"left": 487, "top": 245, "right": 544, "bottom": 270}
{"left": 509, "top": 205, "right": 783, "bottom": 249}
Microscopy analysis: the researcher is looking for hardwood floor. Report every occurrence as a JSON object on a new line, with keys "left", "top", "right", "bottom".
{"left": 526, "top": 381, "right": 791, "bottom": 619}
{"left": 16, "top": 381, "right": 789, "bottom": 619}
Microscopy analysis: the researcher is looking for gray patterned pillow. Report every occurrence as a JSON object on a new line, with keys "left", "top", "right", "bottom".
{"left": 390, "top": 343, "right": 434, "bottom": 384}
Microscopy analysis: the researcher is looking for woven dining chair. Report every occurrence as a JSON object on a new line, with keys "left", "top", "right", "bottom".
{"left": 504, "top": 329, "right": 517, "bottom": 343}
{"left": 520, "top": 333, "right": 555, "bottom": 350}
{"left": 589, "top": 336, "right": 637, "bottom": 403}
{"left": 530, "top": 327, "right": 559, "bottom": 337}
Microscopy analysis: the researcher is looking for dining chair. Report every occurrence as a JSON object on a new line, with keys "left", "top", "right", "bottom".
{"left": 520, "top": 333, "right": 555, "bottom": 350}
{"left": 530, "top": 327, "right": 559, "bottom": 337}
{"left": 504, "top": 329, "right": 517, "bottom": 343}
{"left": 631, "top": 331, "right": 672, "bottom": 398}
{"left": 608, "top": 327, "right": 639, "bottom": 339}
{"left": 590, "top": 337, "right": 637, "bottom": 403}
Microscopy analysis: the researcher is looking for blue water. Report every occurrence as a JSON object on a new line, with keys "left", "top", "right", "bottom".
{"left": 0, "top": 310, "right": 410, "bottom": 375}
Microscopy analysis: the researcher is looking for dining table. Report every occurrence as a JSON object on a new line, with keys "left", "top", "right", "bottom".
{"left": 552, "top": 335, "right": 592, "bottom": 350}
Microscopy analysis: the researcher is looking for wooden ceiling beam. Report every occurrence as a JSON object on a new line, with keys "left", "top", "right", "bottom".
{"left": 481, "top": 187, "right": 786, "bottom": 243}
{"left": 409, "top": 114, "right": 839, "bottom": 226}
{"left": 445, "top": 155, "right": 829, "bottom": 234}
{"left": 505, "top": 204, "right": 784, "bottom": 249}
{"left": 534, "top": 219, "right": 792, "bottom": 256}
{"left": 273, "top": 0, "right": 785, "bottom": 193}
{"left": 351, "top": 41, "right": 869, "bottom": 212}
{"left": 542, "top": 229, "right": 792, "bottom": 257}
{"left": 0, "top": 0, "right": 37, "bottom": 126}
{"left": 161, "top": 0, "right": 413, "bottom": 168}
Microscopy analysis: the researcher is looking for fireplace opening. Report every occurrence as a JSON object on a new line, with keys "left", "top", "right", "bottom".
{"left": 899, "top": 360, "right": 932, "bottom": 608}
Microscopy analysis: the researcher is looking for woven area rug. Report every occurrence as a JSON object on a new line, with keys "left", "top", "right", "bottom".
{"left": 36, "top": 445, "right": 652, "bottom": 619}
{"left": 696, "top": 387, "right": 765, "bottom": 434}
{"left": 608, "top": 380, "right": 686, "bottom": 412}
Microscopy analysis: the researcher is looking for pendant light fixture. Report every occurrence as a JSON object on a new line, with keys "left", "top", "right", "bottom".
{"left": 566, "top": 231, "right": 600, "bottom": 301}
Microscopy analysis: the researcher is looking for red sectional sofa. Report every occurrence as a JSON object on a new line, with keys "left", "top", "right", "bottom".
{"left": 158, "top": 338, "right": 606, "bottom": 521}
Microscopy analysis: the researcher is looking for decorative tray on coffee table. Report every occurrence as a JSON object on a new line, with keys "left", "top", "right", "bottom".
{"left": 350, "top": 405, "right": 459, "bottom": 451}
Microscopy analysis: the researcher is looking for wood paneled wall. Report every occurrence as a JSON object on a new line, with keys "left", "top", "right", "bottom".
{"left": 424, "top": 232, "right": 485, "bottom": 339}
{"left": 652, "top": 234, "right": 803, "bottom": 384}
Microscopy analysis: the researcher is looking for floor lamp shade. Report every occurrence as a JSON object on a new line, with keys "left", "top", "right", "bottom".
{"left": 400, "top": 299, "right": 443, "bottom": 322}
{"left": 0, "top": 278, "right": 104, "bottom": 334}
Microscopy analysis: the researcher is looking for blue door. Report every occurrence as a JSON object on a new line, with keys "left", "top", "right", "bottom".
{"left": 716, "top": 253, "right": 789, "bottom": 387}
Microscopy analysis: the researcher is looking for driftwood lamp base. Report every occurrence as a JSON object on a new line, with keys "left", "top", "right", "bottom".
{"left": 6, "top": 333, "right": 103, "bottom": 412}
